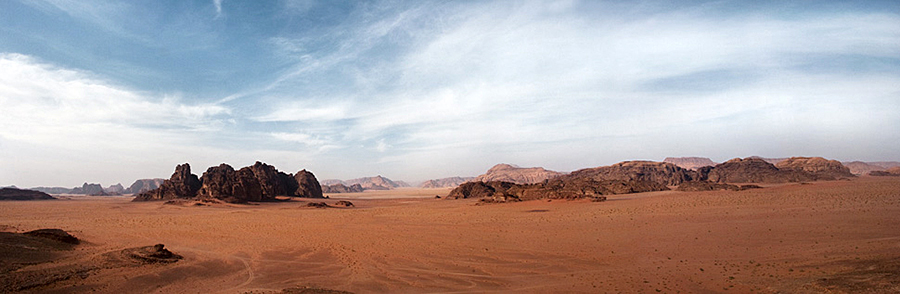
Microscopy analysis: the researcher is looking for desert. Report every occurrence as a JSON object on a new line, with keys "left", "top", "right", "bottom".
{"left": 2, "top": 174, "right": 899, "bottom": 293}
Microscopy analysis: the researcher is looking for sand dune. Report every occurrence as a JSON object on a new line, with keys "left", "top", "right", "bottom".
{"left": 0, "top": 178, "right": 898, "bottom": 293}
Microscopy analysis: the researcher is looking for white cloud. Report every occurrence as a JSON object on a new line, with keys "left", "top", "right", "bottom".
{"left": 213, "top": 0, "right": 224, "bottom": 18}
{"left": 0, "top": 53, "right": 232, "bottom": 187}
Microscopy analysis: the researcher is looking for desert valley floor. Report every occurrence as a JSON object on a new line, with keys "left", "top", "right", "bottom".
{"left": 2, "top": 177, "right": 899, "bottom": 293}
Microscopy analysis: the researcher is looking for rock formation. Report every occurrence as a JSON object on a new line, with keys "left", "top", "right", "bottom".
{"left": 71, "top": 183, "right": 106, "bottom": 195}
{"left": 663, "top": 157, "right": 717, "bottom": 170}
{"left": 419, "top": 177, "right": 475, "bottom": 188}
{"left": 446, "top": 177, "right": 664, "bottom": 203}
{"left": 706, "top": 157, "right": 816, "bottom": 183}
{"left": 294, "top": 169, "right": 324, "bottom": 198}
{"left": 134, "top": 162, "right": 323, "bottom": 203}
{"left": 133, "top": 163, "right": 202, "bottom": 201}
{"left": 775, "top": 157, "right": 854, "bottom": 180}
{"left": 125, "top": 178, "right": 166, "bottom": 194}
{"left": 0, "top": 188, "right": 56, "bottom": 200}
{"left": 472, "top": 164, "right": 563, "bottom": 184}
{"left": 322, "top": 183, "right": 364, "bottom": 193}
{"left": 565, "top": 161, "right": 698, "bottom": 186}
{"left": 28, "top": 187, "right": 74, "bottom": 194}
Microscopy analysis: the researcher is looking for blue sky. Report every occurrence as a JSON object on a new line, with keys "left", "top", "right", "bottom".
{"left": 1, "top": 0, "right": 899, "bottom": 187}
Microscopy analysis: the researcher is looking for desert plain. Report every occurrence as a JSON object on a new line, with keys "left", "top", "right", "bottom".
{"left": 1, "top": 177, "right": 899, "bottom": 293}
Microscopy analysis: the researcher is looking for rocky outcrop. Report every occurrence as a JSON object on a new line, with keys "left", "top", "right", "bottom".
{"left": 133, "top": 163, "right": 202, "bottom": 201}
{"left": 472, "top": 164, "right": 563, "bottom": 184}
{"left": 663, "top": 157, "right": 717, "bottom": 170}
{"left": 676, "top": 181, "right": 743, "bottom": 192}
{"left": 196, "top": 164, "right": 265, "bottom": 203}
{"left": 420, "top": 177, "right": 475, "bottom": 188}
{"left": 122, "top": 244, "right": 182, "bottom": 264}
{"left": 294, "top": 169, "right": 323, "bottom": 198}
{"left": 446, "top": 177, "right": 664, "bottom": 203}
{"left": 0, "top": 188, "right": 56, "bottom": 200}
{"left": 134, "top": 162, "right": 323, "bottom": 203}
{"left": 706, "top": 157, "right": 816, "bottom": 183}
{"left": 322, "top": 183, "right": 364, "bottom": 193}
{"left": 775, "top": 157, "right": 854, "bottom": 180}
{"left": 125, "top": 178, "right": 166, "bottom": 194}
{"left": 565, "top": 161, "right": 698, "bottom": 186}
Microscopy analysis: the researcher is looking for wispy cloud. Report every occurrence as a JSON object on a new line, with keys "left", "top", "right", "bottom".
{"left": 248, "top": 1, "right": 900, "bottom": 179}
{"left": 213, "top": 0, "right": 224, "bottom": 19}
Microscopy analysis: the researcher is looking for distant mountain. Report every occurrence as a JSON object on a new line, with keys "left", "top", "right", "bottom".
{"left": 663, "top": 157, "right": 717, "bottom": 170}
{"left": 125, "top": 178, "right": 166, "bottom": 194}
{"left": 748, "top": 156, "right": 789, "bottom": 164}
{"left": 324, "top": 175, "right": 407, "bottom": 190}
{"left": 322, "top": 183, "right": 365, "bottom": 193}
{"left": 30, "top": 187, "right": 74, "bottom": 194}
{"left": 420, "top": 177, "right": 475, "bottom": 188}
{"left": 472, "top": 164, "right": 563, "bottom": 184}
{"left": 104, "top": 183, "right": 125, "bottom": 194}
{"left": 842, "top": 161, "right": 887, "bottom": 176}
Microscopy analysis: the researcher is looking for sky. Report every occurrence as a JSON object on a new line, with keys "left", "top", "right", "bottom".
{"left": 1, "top": 0, "right": 899, "bottom": 188}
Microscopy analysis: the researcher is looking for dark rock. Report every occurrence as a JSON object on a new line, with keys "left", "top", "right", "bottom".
{"left": 294, "top": 169, "right": 324, "bottom": 198}
{"left": 122, "top": 244, "right": 182, "bottom": 264}
{"left": 247, "top": 161, "right": 294, "bottom": 198}
{"left": 306, "top": 202, "right": 329, "bottom": 208}
{"left": 23, "top": 229, "right": 79, "bottom": 245}
{"left": 133, "top": 163, "right": 202, "bottom": 201}
{"left": 28, "top": 187, "right": 74, "bottom": 194}
{"left": 196, "top": 164, "right": 265, "bottom": 203}
{"left": 0, "top": 188, "right": 56, "bottom": 200}
{"left": 869, "top": 167, "right": 900, "bottom": 176}
{"left": 334, "top": 200, "right": 354, "bottom": 207}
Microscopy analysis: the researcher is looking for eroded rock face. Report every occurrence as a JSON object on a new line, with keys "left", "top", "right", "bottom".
{"left": 706, "top": 157, "right": 816, "bottom": 183}
{"left": 775, "top": 157, "right": 854, "bottom": 180}
{"left": 566, "top": 161, "right": 698, "bottom": 186}
{"left": 322, "top": 183, "right": 364, "bottom": 193}
{"left": 196, "top": 164, "right": 265, "bottom": 203}
{"left": 294, "top": 169, "right": 324, "bottom": 198}
{"left": 446, "top": 178, "right": 664, "bottom": 203}
{"left": 135, "top": 162, "right": 323, "bottom": 203}
{"left": 472, "top": 164, "right": 563, "bottom": 184}
{"left": 133, "top": 163, "right": 201, "bottom": 201}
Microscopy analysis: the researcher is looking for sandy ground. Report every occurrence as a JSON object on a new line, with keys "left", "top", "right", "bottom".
{"left": 0, "top": 177, "right": 898, "bottom": 293}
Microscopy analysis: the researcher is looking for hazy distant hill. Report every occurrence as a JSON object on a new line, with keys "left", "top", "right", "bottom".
{"left": 323, "top": 175, "right": 408, "bottom": 190}
{"left": 125, "top": 179, "right": 166, "bottom": 194}
{"left": 419, "top": 177, "right": 475, "bottom": 188}
{"left": 472, "top": 164, "right": 563, "bottom": 184}
{"left": 663, "top": 157, "right": 717, "bottom": 170}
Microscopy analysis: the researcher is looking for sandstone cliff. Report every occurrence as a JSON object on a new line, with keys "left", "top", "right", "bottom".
{"left": 472, "top": 164, "right": 563, "bottom": 184}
